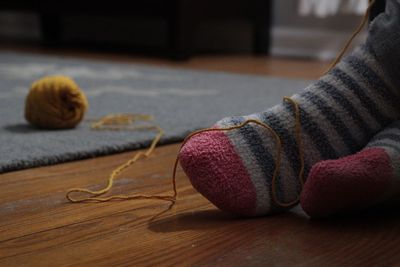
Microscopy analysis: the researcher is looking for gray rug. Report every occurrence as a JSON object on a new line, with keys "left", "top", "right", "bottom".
{"left": 0, "top": 51, "right": 311, "bottom": 173}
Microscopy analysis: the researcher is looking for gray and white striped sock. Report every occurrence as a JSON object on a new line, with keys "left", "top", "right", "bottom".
{"left": 179, "top": 0, "right": 400, "bottom": 216}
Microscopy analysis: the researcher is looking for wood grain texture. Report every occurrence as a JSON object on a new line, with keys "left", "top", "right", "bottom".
{"left": 1, "top": 50, "right": 399, "bottom": 266}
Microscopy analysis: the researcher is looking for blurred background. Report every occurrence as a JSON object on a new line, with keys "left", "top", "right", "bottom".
{"left": 0, "top": 0, "right": 376, "bottom": 62}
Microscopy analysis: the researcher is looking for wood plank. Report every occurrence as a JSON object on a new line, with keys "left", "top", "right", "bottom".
{"left": 1, "top": 50, "right": 399, "bottom": 266}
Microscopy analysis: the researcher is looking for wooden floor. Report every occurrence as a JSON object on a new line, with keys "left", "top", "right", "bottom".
{"left": 1, "top": 48, "right": 400, "bottom": 267}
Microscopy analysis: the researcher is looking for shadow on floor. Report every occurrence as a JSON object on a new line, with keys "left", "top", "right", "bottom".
{"left": 148, "top": 202, "right": 400, "bottom": 234}
{"left": 3, "top": 123, "right": 40, "bottom": 133}
{"left": 3, "top": 123, "right": 76, "bottom": 133}
{"left": 147, "top": 205, "right": 308, "bottom": 233}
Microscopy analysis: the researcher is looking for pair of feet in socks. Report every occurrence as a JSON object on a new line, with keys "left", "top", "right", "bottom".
{"left": 178, "top": 0, "right": 400, "bottom": 218}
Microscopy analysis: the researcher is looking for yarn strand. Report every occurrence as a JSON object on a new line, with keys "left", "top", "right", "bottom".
{"left": 66, "top": 114, "right": 176, "bottom": 203}
{"left": 324, "top": 0, "right": 376, "bottom": 74}
{"left": 271, "top": 96, "right": 305, "bottom": 207}
{"left": 66, "top": 97, "right": 305, "bottom": 209}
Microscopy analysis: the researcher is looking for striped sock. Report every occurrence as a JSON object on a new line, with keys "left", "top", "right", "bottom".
{"left": 301, "top": 121, "right": 400, "bottom": 218}
{"left": 179, "top": 1, "right": 400, "bottom": 216}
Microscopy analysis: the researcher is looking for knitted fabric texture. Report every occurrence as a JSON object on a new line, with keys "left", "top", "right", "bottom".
{"left": 179, "top": 0, "right": 400, "bottom": 216}
{"left": 301, "top": 120, "right": 400, "bottom": 218}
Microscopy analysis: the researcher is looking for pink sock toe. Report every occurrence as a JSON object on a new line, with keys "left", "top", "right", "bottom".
{"left": 300, "top": 148, "right": 394, "bottom": 218}
{"left": 179, "top": 131, "right": 257, "bottom": 216}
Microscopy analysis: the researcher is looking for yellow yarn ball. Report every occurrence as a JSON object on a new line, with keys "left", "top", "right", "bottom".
{"left": 25, "top": 75, "right": 88, "bottom": 129}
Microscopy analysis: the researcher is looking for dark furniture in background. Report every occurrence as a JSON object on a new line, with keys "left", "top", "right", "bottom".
{"left": 0, "top": 0, "right": 273, "bottom": 60}
{"left": 370, "top": 0, "right": 386, "bottom": 22}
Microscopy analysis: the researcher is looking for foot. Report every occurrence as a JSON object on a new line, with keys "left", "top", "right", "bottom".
{"left": 301, "top": 121, "right": 400, "bottom": 218}
{"left": 179, "top": 1, "right": 400, "bottom": 216}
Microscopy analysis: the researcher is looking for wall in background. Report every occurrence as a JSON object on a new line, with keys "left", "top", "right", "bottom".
{"left": 0, "top": 12, "right": 40, "bottom": 41}
{"left": 0, "top": 1, "right": 367, "bottom": 60}
{"left": 0, "top": 11, "right": 253, "bottom": 53}
{"left": 271, "top": 0, "right": 367, "bottom": 60}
